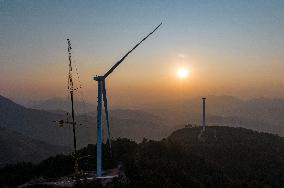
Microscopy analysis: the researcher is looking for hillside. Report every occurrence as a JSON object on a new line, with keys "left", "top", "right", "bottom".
{"left": 0, "top": 127, "right": 70, "bottom": 166}
{"left": 0, "top": 95, "right": 75, "bottom": 146}
{"left": 1, "top": 126, "right": 283, "bottom": 187}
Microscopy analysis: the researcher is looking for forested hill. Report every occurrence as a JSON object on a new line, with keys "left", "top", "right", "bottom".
{"left": 1, "top": 126, "right": 283, "bottom": 187}
{"left": 169, "top": 126, "right": 284, "bottom": 147}
{"left": 167, "top": 126, "right": 284, "bottom": 187}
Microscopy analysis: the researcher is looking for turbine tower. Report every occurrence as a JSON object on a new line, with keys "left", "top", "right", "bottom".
{"left": 202, "top": 97, "right": 206, "bottom": 131}
{"left": 93, "top": 23, "right": 162, "bottom": 177}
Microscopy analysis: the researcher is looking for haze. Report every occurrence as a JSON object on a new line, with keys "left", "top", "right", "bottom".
{"left": 1, "top": 0, "right": 283, "bottom": 107}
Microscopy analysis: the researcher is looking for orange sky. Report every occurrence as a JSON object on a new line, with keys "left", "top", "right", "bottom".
{"left": 1, "top": 1, "right": 283, "bottom": 105}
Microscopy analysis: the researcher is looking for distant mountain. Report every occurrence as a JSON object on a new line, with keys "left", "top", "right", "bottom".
{"left": 87, "top": 109, "right": 170, "bottom": 141}
{"left": 23, "top": 95, "right": 284, "bottom": 136}
{"left": 0, "top": 127, "right": 70, "bottom": 166}
{"left": 147, "top": 95, "right": 284, "bottom": 136}
{"left": 29, "top": 97, "right": 96, "bottom": 114}
{"left": 0, "top": 95, "right": 171, "bottom": 150}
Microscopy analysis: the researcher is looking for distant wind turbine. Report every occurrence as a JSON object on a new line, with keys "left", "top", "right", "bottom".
{"left": 93, "top": 23, "right": 162, "bottom": 177}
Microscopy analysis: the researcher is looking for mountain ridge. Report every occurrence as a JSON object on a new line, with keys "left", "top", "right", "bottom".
{"left": 0, "top": 94, "right": 172, "bottom": 148}
{"left": 0, "top": 127, "right": 70, "bottom": 166}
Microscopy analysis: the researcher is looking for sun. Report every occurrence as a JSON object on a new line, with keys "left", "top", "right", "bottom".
{"left": 176, "top": 67, "right": 188, "bottom": 79}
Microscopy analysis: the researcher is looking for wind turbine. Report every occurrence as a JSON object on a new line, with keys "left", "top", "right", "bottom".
{"left": 93, "top": 23, "right": 162, "bottom": 177}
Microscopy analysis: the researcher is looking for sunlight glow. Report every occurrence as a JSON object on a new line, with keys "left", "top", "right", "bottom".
{"left": 176, "top": 67, "right": 188, "bottom": 79}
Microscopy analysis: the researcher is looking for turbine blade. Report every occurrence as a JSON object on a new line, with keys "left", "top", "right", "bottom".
{"left": 102, "top": 80, "right": 112, "bottom": 156}
{"left": 103, "top": 22, "right": 162, "bottom": 78}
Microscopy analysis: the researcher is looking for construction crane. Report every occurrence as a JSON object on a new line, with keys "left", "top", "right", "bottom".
{"left": 54, "top": 39, "right": 81, "bottom": 177}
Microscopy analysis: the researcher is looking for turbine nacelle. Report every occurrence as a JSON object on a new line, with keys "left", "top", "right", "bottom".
{"left": 93, "top": 76, "right": 105, "bottom": 82}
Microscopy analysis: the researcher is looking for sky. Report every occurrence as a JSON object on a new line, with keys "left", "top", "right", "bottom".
{"left": 0, "top": 0, "right": 284, "bottom": 106}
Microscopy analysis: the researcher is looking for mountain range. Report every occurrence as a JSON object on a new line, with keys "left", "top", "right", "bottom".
{"left": 25, "top": 95, "right": 284, "bottom": 136}
{"left": 0, "top": 95, "right": 171, "bottom": 151}
{"left": 29, "top": 97, "right": 96, "bottom": 114}
{"left": 146, "top": 95, "right": 284, "bottom": 136}
{"left": 0, "top": 94, "right": 283, "bottom": 166}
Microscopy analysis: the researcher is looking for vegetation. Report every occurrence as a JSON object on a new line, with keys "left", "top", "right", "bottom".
{"left": 0, "top": 126, "right": 283, "bottom": 187}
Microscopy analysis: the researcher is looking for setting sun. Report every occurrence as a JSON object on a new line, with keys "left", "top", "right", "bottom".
{"left": 176, "top": 67, "right": 188, "bottom": 79}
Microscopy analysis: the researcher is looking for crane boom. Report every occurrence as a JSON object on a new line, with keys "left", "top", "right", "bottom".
{"left": 103, "top": 22, "right": 162, "bottom": 78}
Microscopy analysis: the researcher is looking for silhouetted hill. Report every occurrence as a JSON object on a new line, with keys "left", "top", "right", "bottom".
{"left": 167, "top": 126, "right": 284, "bottom": 187}
{"left": 123, "top": 126, "right": 284, "bottom": 187}
{"left": 169, "top": 126, "right": 284, "bottom": 153}
{"left": 0, "top": 127, "right": 70, "bottom": 166}
{"left": 1, "top": 126, "right": 283, "bottom": 187}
